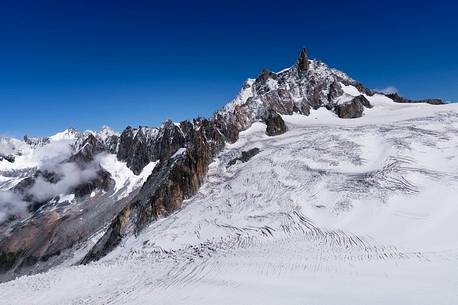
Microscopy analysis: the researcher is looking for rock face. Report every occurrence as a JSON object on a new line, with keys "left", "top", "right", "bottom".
{"left": 71, "top": 134, "right": 106, "bottom": 163}
{"left": 23, "top": 136, "right": 50, "bottom": 147}
{"left": 385, "top": 93, "right": 444, "bottom": 105}
{"left": 227, "top": 148, "right": 261, "bottom": 168}
{"left": 296, "top": 48, "right": 309, "bottom": 74}
{"left": 0, "top": 154, "right": 15, "bottom": 163}
{"left": 335, "top": 95, "right": 372, "bottom": 119}
{"left": 116, "top": 121, "right": 185, "bottom": 175}
{"left": 264, "top": 110, "right": 287, "bottom": 136}
{"left": 82, "top": 119, "right": 222, "bottom": 263}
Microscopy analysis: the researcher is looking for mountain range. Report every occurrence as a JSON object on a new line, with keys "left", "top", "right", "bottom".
{"left": 1, "top": 49, "right": 457, "bottom": 305}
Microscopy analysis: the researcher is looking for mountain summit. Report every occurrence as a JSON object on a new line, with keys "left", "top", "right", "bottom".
{"left": 296, "top": 47, "right": 309, "bottom": 73}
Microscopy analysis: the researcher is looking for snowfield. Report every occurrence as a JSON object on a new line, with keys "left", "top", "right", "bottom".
{"left": 1, "top": 99, "right": 458, "bottom": 304}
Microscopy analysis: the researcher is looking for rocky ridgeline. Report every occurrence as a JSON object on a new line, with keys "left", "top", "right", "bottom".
{"left": 0, "top": 49, "right": 444, "bottom": 277}
{"left": 385, "top": 92, "right": 444, "bottom": 105}
{"left": 81, "top": 48, "right": 378, "bottom": 262}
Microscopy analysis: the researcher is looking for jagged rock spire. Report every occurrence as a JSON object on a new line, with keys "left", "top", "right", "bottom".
{"left": 258, "top": 68, "right": 271, "bottom": 82}
{"left": 296, "top": 48, "right": 309, "bottom": 73}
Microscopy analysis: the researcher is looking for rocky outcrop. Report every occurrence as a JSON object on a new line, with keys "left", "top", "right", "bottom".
{"left": 116, "top": 121, "right": 186, "bottom": 175}
{"left": 227, "top": 148, "right": 260, "bottom": 168}
{"left": 0, "top": 154, "right": 15, "bottom": 163}
{"left": 264, "top": 110, "right": 287, "bottom": 136}
{"left": 73, "top": 169, "right": 112, "bottom": 198}
{"left": 82, "top": 119, "right": 226, "bottom": 263}
{"left": 335, "top": 95, "right": 372, "bottom": 119}
{"left": 23, "top": 136, "right": 50, "bottom": 147}
{"left": 296, "top": 48, "right": 309, "bottom": 74}
{"left": 385, "top": 93, "right": 444, "bottom": 105}
{"left": 71, "top": 134, "right": 106, "bottom": 163}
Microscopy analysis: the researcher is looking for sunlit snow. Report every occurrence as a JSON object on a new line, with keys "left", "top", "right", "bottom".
{"left": 1, "top": 98, "right": 458, "bottom": 305}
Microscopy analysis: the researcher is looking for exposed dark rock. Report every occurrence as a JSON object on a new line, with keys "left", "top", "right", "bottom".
{"left": 296, "top": 48, "right": 309, "bottom": 74}
{"left": 214, "top": 112, "right": 243, "bottom": 144}
{"left": 355, "top": 95, "right": 373, "bottom": 109}
{"left": 97, "top": 127, "right": 119, "bottom": 154}
{"left": 292, "top": 99, "right": 311, "bottom": 115}
{"left": 82, "top": 119, "right": 224, "bottom": 264}
{"left": 117, "top": 121, "right": 186, "bottom": 175}
{"left": 335, "top": 95, "right": 372, "bottom": 119}
{"left": 73, "top": 168, "right": 112, "bottom": 198}
{"left": 264, "top": 110, "right": 287, "bottom": 136}
{"left": 0, "top": 154, "right": 15, "bottom": 163}
{"left": 71, "top": 134, "right": 106, "bottom": 164}
{"left": 0, "top": 251, "right": 21, "bottom": 273}
{"left": 308, "top": 85, "right": 324, "bottom": 110}
{"left": 23, "top": 136, "right": 50, "bottom": 147}
{"left": 227, "top": 148, "right": 260, "bottom": 168}
{"left": 385, "top": 93, "right": 444, "bottom": 105}
{"left": 257, "top": 68, "right": 275, "bottom": 83}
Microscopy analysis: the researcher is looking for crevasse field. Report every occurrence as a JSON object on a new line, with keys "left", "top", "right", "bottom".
{"left": 1, "top": 92, "right": 458, "bottom": 304}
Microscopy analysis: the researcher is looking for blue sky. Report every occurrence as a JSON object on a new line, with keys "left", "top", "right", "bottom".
{"left": 1, "top": 0, "right": 457, "bottom": 137}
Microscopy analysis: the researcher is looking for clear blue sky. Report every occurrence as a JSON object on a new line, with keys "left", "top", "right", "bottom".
{"left": 1, "top": 0, "right": 457, "bottom": 137}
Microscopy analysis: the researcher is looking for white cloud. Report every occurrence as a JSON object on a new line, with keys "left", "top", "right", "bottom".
{"left": 0, "top": 157, "right": 102, "bottom": 223}
{"left": 374, "top": 86, "right": 398, "bottom": 94}
{"left": 28, "top": 161, "right": 99, "bottom": 202}
{"left": 0, "top": 190, "right": 28, "bottom": 223}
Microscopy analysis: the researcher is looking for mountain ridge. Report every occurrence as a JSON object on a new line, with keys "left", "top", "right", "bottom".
{"left": 0, "top": 49, "right": 446, "bottom": 281}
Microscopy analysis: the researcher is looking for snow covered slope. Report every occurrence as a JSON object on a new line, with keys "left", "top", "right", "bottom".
{"left": 1, "top": 96, "right": 458, "bottom": 304}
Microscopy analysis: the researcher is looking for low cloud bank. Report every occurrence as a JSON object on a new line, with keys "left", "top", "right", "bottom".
{"left": 29, "top": 161, "right": 99, "bottom": 202}
{"left": 0, "top": 139, "right": 103, "bottom": 223}
{"left": 0, "top": 191, "right": 28, "bottom": 223}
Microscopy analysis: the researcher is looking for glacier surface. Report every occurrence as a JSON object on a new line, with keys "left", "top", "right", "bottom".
{"left": 1, "top": 93, "right": 458, "bottom": 304}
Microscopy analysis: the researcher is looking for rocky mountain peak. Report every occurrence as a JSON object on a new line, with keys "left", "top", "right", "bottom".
{"left": 296, "top": 47, "right": 309, "bottom": 73}
{"left": 23, "top": 135, "right": 50, "bottom": 147}
{"left": 1, "top": 49, "right": 447, "bottom": 281}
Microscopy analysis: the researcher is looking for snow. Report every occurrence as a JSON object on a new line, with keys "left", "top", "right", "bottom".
{"left": 58, "top": 194, "right": 75, "bottom": 204}
{"left": 222, "top": 79, "right": 255, "bottom": 113}
{"left": 276, "top": 66, "right": 291, "bottom": 74}
{"left": 171, "top": 147, "right": 187, "bottom": 158}
{"left": 96, "top": 125, "right": 118, "bottom": 141}
{"left": 97, "top": 153, "right": 158, "bottom": 199}
{"left": 266, "top": 78, "right": 278, "bottom": 90}
{"left": 0, "top": 138, "right": 74, "bottom": 173}
{"left": 2, "top": 101, "right": 458, "bottom": 304}
{"left": 335, "top": 92, "right": 355, "bottom": 105}
{"left": 49, "top": 128, "right": 80, "bottom": 142}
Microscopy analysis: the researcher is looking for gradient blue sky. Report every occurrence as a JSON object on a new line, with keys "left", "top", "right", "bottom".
{"left": 1, "top": 0, "right": 457, "bottom": 137}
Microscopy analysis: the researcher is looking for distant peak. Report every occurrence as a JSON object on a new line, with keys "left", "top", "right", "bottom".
{"left": 49, "top": 128, "right": 81, "bottom": 142}
{"left": 99, "top": 125, "right": 117, "bottom": 135}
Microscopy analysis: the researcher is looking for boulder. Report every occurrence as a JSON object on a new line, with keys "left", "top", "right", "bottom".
{"left": 227, "top": 148, "right": 260, "bottom": 168}
{"left": 264, "top": 110, "right": 287, "bottom": 136}
{"left": 335, "top": 95, "right": 372, "bottom": 119}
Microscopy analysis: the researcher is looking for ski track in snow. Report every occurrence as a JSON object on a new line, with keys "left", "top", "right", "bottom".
{"left": 2, "top": 102, "right": 458, "bottom": 304}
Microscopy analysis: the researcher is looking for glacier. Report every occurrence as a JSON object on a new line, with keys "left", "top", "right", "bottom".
{"left": 1, "top": 90, "right": 458, "bottom": 304}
